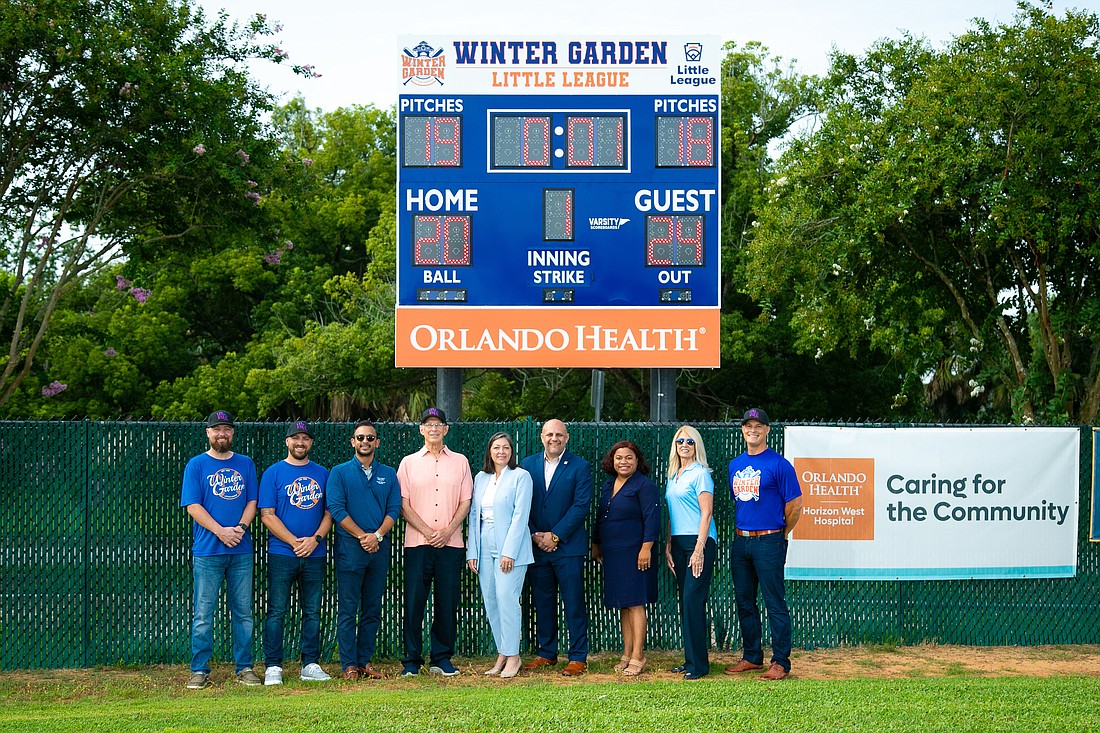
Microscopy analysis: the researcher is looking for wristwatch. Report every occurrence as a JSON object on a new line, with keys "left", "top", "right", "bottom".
{"left": 237, "top": 523, "right": 248, "bottom": 531}
{"left": 374, "top": 531, "right": 384, "bottom": 543}
{"left": 551, "top": 533, "right": 560, "bottom": 544}
{"left": 314, "top": 535, "right": 324, "bottom": 543}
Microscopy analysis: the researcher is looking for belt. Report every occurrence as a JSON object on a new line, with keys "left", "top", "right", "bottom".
{"left": 735, "top": 528, "right": 782, "bottom": 537}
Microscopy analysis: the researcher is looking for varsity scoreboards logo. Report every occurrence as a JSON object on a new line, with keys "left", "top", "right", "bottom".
{"left": 402, "top": 41, "right": 445, "bottom": 87}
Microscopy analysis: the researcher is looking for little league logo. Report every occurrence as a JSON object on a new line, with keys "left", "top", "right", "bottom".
{"left": 209, "top": 468, "right": 245, "bottom": 500}
{"left": 287, "top": 476, "right": 323, "bottom": 510}
{"left": 683, "top": 42, "right": 703, "bottom": 62}
{"left": 402, "top": 40, "right": 445, "bottom": 87}
{"left": 732, "top": 465, "right": 762, "bottom": 502}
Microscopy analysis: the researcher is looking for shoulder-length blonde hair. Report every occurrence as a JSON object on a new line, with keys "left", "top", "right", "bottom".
{"left": 666, "top": 425, "right": 710, "bottom": 479}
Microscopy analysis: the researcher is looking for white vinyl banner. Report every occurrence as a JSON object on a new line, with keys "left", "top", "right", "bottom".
{"left": 784, "top": 427, "right": 1080, "bottom": 580}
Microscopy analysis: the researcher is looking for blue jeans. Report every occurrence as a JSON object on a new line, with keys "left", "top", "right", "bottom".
{"left": 263, "top": 553, "right": 325, "bottom": 668}
{"left": 730, "top": 532, "right": 792, "bottom": 671}
{"left": 335, "top": 536, "right": 390, "bottom": 670}
{"left": 191, "top": 553, "right": 254, "bottom": 674}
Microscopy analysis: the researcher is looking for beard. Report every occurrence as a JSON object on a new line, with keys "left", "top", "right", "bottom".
{"left": 290, "top": 445, "right": 310, "bottom": 461}
{"left": 209, "top": 435, "right": 232, "bottom": 452}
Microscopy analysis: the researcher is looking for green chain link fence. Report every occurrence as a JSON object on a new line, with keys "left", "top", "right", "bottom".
{"left": 0, "top": 420, "right": 1095, "bottom": 670}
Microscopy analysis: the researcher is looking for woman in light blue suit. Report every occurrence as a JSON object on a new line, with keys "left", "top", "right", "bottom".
{"left": 467, "top": 432, "right": 534, "bottom": 678}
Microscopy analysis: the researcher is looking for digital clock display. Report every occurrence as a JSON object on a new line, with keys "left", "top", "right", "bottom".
{"left": 413, "top": 215, "right": 472, "bottom": 266}
{"left": 490, "top": 112, "right": 628, "bottom": 170}
{"left": 645, "top": 215, "right": 704, "bottom": 266}
{"left": 655, "top": 115, "right": 715, "bottom": 168}
{"left": 403, "top": 115, "right": 462, "bottom": 167}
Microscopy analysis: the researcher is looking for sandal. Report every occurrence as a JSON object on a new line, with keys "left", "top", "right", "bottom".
{"left": 622, "top": 658, "right": 646, "bottom": 676}
{"left": 613, "top": 655, "right": 630, "bottom": 673}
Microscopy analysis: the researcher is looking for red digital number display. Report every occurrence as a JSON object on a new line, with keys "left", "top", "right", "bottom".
{"left": 491, "top": 115, "right": 551, "bottom": 168}
{"left": 645, "top": 215, "right": 704, "bottom": 266}
{"left": 403, "top": 116, "right": 462, "bottom": 167}
{"left": 413, "top": 215, "right": 472, "bottom": 265}
{"left": 565, "top": 115, "right": 625, "bottom": 169}
{"left": 655, "top": 116, "right": 714, "bottom": 168}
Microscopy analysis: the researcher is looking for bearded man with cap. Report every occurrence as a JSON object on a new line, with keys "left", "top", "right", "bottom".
{"left": 724, "top": 408, "right": 803, "bottom": 681}
{"left": 182, "top": 410, "right": 260, "bottom": 689}
{"left": 258, "top": 421, "right": 333, "bottom": 685}
{"left": 396, "top": 407, "right": 473, "bottom": 677}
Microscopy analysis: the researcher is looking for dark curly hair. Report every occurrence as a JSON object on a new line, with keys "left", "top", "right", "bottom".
{"left": 599, "top": 440, "right": 650, "bottom": 476}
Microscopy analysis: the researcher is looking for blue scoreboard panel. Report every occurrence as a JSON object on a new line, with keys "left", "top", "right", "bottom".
{"left": 396, "top": 36, "right": 721, "bottom": 368}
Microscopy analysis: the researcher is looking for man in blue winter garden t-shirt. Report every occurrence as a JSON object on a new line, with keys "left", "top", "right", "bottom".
{"left": 724, "top": 408, "right": 803, "bottom": 681}
{"left": 259, "top": 421, "right": 333, "bottom": 685}
{"left": 181, "top": 410, "right": 260, "bottom": 689}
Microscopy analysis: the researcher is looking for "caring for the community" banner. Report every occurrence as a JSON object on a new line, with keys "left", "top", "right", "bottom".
{"left": 785, "top": 426, "right": 1079, "bottom": 580}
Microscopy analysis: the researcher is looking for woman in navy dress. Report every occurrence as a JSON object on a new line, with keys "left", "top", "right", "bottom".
{"left": 591, "top": 440, "right": 660, "bottom": 676}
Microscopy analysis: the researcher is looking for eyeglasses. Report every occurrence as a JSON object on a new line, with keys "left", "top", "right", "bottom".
{"left": 353, "top": 435, "right": 378, "bottom": 443}
{"left": 676, "top": 437, "right": 695, "bottom": 445}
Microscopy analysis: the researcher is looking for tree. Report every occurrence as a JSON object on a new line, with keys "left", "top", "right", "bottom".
{"left": 0, "top": 0, "right": 307, "bottom": 407}
{"left": 749, "top": 4, "right": 1100, "bottom": 423}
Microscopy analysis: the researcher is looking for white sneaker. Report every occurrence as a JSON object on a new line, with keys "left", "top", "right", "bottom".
{"left": 300, "top": 663, "right": 331, "bottom": 681}
{"left": 264, "top": 666, "right": 283, "bottom": 686}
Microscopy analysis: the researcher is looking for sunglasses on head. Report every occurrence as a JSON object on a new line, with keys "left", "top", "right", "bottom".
{"left": 353, "top": 434, "right": 378, "bottom": 442}
{"left": 676, "top": 437, "right": 695, "bottom": 445}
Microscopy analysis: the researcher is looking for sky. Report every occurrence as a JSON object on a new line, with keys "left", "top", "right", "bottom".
{"left": 194, "top": 0, "right": 1044, "bottom": 112}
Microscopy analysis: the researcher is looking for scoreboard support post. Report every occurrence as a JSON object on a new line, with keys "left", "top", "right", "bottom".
{"left": 436, "top": 367, "right": 463, "bottom": 422}
{"left": 649, "top": 368, "right": 677, "bottom": 423}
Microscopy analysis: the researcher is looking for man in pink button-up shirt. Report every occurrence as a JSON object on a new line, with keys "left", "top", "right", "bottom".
{"left": 397, "top": 407, "right": 473, "bottom": 676}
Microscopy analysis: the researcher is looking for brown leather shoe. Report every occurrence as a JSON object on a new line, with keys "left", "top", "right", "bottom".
{"left": 724, "top": 659, "right": 764, "bottom": 674}
{"left": 342, "top": 666, "right": 360, "bottom": 681}
{"left": 522, "top": 656, "right": 557, "bottom": 670}
{"left": 359, "top": 664, "right": 384, "bottom": 680}
{"left": 760, "top": 662, "right": 790, "bottom": 680}
{"left": 561, "top": 661, "right": 587, "bottom": 676}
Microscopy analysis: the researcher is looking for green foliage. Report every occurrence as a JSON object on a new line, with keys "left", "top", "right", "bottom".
{"left": 0, "top": 0, "right": 302, "bottom": 406}
{"left": 750, "top": 3, "right": 1100, "bottom": 422}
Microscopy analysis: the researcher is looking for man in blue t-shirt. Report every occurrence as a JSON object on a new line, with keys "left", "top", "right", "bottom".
{"left": 181, "top": 410, "right": 260, "bottom": 689}
{"left": 326, "top": 420, "right": 401, "bottom": 681}
{"left": 724, "top": 408, "right": 803, "bottom": 681}
{"left": 258, "top": 421, "right": 333, "bottom": 686}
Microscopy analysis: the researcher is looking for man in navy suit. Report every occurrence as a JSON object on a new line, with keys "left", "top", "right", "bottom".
{"left": 520, "top": 419, "right": 593, "bottom": 676}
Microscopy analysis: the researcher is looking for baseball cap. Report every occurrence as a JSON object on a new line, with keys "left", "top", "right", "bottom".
{"left": 286, "top": 420, "right": 313, "bottom": 438}
{"left": 420, "top": 407, "right": 447, "bottom": 424}
{"left": 742, "top": 407, "right": 770, "bottom": 425}
{"left": 206, "top": 410, "right": 234, "bottom": 428}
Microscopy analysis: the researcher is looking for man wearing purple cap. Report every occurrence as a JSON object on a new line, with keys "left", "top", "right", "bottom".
{"left": 182, "top": 410, "right": 260, "bottom": 689}
{"left": 396, "top": 407, "right": 473, "bottom": 677}
{"left": 724, "top": 408, "right": 803, "bottom": 681}
{"left": 259, "top": 421, "right": 332, "bottom": 685}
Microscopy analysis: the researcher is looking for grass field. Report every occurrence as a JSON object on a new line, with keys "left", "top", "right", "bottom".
{"left": 2, "top": 649, "right": 1099, "bottom": 732}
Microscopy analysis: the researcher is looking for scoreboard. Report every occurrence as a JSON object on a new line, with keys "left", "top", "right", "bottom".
{"left": 396, "top": 36, "right": 721, "bottom": 368}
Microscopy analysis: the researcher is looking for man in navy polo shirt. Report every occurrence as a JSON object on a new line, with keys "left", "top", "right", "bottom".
{"left": 182, "top": 410, "right": 260, "bottom": 689}
{"left": 724, "top": 408, "right": 803, "bottom": 681}
{"left": 327, "top": 420, "right": 401, "bottom": 680}
{"left": 259, "top": 421, "right": 333, "bottom": 685}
